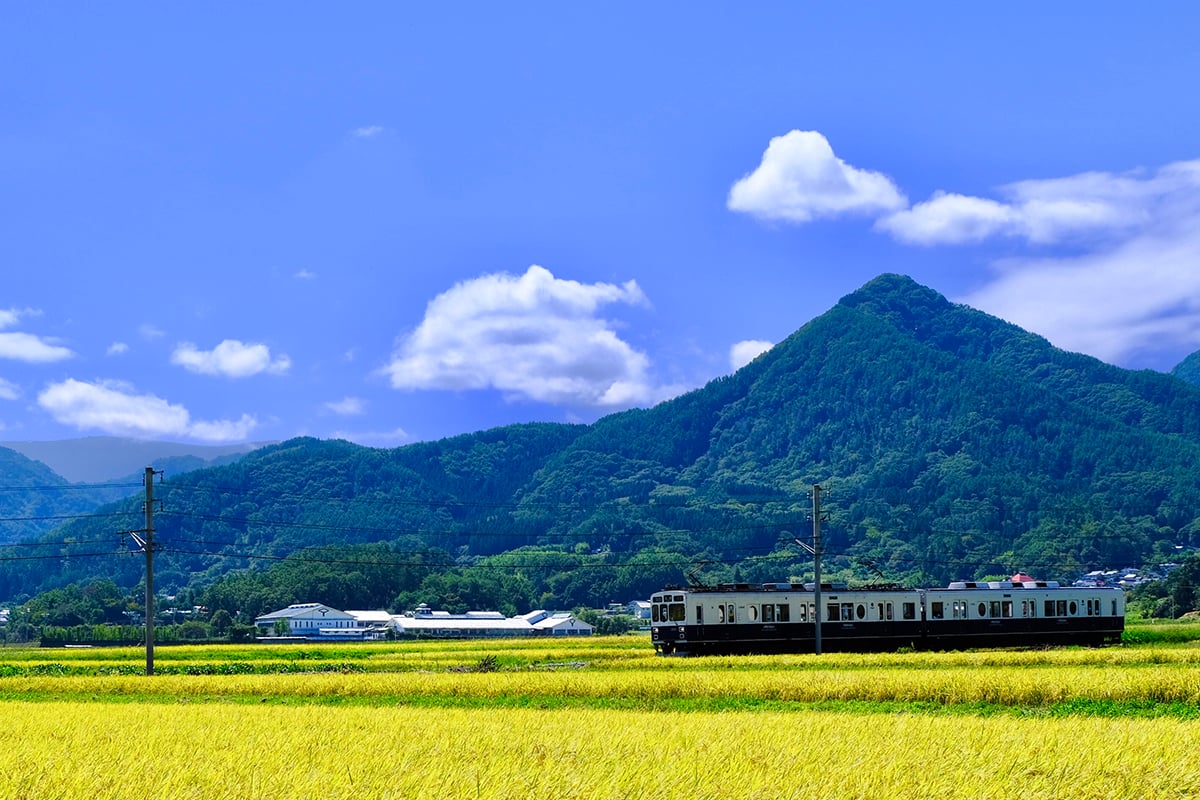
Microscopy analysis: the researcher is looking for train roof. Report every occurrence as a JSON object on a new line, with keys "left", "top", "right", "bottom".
{"left": 658, "top": 579, "right": 1128, "bottom": 595}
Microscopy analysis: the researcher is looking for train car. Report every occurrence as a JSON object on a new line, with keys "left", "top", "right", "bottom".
{"left": 650, "top": 579, "right": 1124, "bottom": 655}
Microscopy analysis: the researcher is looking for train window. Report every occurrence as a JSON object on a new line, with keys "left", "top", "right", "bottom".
{"left": 762, "top": 604, "right": 774, "bottom": 623}
{"left": 990, "top": 601, "right": 1001, "bottom": 618}
{"left": 902, "top": 602, "right": 915, "bottom": 620}
{"left": 856, "top": 604, "right": 866, "bottom": 620}
{"left": 1057, "top": 600, "right": 1067, "bottom": 616}
{"left": 652, "top": 605, "right": 660, "bottom": 623}
{"left": 1044, "top": 600, "right": 1055, "bottom": 616}
{"left": 1002, "top": 601, "right": 1013, "bottom": 618}
{"left": 978, "top": 602, "right": 987, "bottom": 617}
{"left": 748, "top": 605, "right": 759, "bottom": 622}
{"left": 885, "top": 603, "right": 893, "bottom": 621}
{"left": 777, "top": 604, "right": 790, "bottom": 622}
{"left": 798, "top": 604, "right": 807, "bottom": 622}
{"left": 1086, "top": 599, "right": 1093, "bottom": 616}
{"left": 669, "top": 604, "right": 686, "bottom": 622}
{"left": 809, "top": 603, "right": 817, "bottom": 622}
{"left": 696, "top": 605, "right": 703, "bottom": 624}
{"left": 1112, "top": 599, "right": 1117, "bottom": 616}
{"left": 827, "top": 604, "right": 841, "bottom": 622}
{"left": 728, "top": 606, "right": 737, "bottom": 624}
{"left": 931, "top": 602, "right": 944, "bottom": 620}
{"left": 1069, "top": 601, "right": 1077, "bottom": 616}
{"left": 841, "top": 603, "right": 853, "bottom": 621}
{"left": 717, "top": 604, "right": 726, "bottom": 624}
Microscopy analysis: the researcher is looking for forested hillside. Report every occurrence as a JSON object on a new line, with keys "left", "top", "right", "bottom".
{"left": 1172, "top": 350, "right": 1200, "bottom": 387}
{"left": 0, "top": 447, "right": 138, "bottom": 543}
{"left": 5, "top": 274, "right": 1200, "bottom": 622}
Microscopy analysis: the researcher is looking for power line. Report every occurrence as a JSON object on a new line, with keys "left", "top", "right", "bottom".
{"left": 0, "top": 482, "right": 143, "bottom": 493}
{"left": 0, "top": 511, "right": 139, "bottom": 523}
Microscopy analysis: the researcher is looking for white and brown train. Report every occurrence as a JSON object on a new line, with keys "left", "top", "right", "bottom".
{"left": 650, "top": 578, "right": 1124, "bottom": 655}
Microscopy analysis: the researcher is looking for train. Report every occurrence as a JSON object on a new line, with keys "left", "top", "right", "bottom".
{"left": 650, "top": 576, "right": 1125, "bottom": 655}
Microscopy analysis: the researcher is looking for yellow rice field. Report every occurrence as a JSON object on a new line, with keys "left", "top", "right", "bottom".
{"left": 4, "top": 661, "right": 1200, "bottom": 706}
{"left": 3, "top": 702, "right": 1199, "bottom": 799}
{"left": 2, "top": 631, "right": 1200, "bottom": 799}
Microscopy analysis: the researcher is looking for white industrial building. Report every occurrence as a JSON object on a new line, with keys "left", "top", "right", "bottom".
{"left": 254, "top": 602, "right": 593, "bottom": 640}
{"left": 253, "top": 603, "right": 358, "bottom": 636}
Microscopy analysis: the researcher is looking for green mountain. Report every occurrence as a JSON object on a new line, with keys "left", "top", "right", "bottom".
{"left": 0, "top": 447, "right": 139, "bottom": 543}
{"left": 1172, "top": 350, "right": 1200, "bottom": 387}
{"left": 6, "top": 274, "right": 1200, "bottom": 619}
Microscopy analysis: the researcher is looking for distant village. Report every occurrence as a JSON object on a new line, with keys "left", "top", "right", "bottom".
{"left": 251, "top": 600, "right": 653, "bottom": 641}
{"left": 1072, "top": 564, "right": 1178, "bottom": 589}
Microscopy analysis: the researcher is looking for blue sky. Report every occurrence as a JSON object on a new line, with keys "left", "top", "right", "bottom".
{"left": 4, "top": 4, "right": 1200, "bottom": 447}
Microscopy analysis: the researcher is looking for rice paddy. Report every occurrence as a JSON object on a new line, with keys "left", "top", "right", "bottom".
{"left": 1, "top": 623, "right": 1198, "bottom": 799}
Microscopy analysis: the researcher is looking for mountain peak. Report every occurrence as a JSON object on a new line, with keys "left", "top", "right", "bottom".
{"left": 838, "top": 273, "right": 953, "bottom": 325}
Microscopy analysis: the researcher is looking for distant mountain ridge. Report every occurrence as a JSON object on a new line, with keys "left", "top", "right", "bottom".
{"left": 1172, "top": 350, "right": 1200, "bottom": 387}
{"left": 0, "top": 437, "right": 272, "bottom": 483}
{"left": 5, "top": 274, "right": 1200, "bottom": 615}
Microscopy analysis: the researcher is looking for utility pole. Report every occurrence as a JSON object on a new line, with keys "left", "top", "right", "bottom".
{"left": 795, "top": 484, "right": 828, "bottom": 655}
{"left": 811, "top": 483, "right": 824, "bottom": 656}
{"left": 142, "top": 467, "right": 160, "bottom": 676}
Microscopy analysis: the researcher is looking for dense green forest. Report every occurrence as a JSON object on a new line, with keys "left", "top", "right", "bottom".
{"left": 4, "top": 274, "right": 1200, "bottom": 624}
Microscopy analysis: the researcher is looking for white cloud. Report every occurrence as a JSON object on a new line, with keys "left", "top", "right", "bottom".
{"left": 294, "top": 269, "right": 317, "bottom": 280}
{"left": 925, "top": 160, "right": 1200, "bottom": 365}
{"left": 37, "top": 378, "right": 258, "bottom": 442}
{"left": 171, "top": 339, "right": 292, "bottom": 378}
{"left": 139, "top": 323, "right": 165, "bottom": 341}
{"left": 325, "top": 396, "right": 366, "bottom": 416}
{"left": 728, "top": 130, "right": 906, "bottom": 223}
{"left": 961, "top": 225, "right": 1200, "bottom": 365}
{"left": 875, "top": 192, "right": 1018, "bottom": 245}
{"left": 385, "top": 265, "right": 681, "bottom": 407}
{"left": 878, "top": 161, "right": 1199, "bottom": 246}
{"left": 0, "top": 308, "right": 73, "bottom": 362}
{"left": 0, "top": 378, "right": 19, "bottom": 401}
{"left": 730, "top": 340, "right": 774, "bottom": 371}
{"left": 187, "top": 414, "right": 259, "bottom": 442}
{"left": 0, "top": 332, "right": 74, "bottom": 363}
{"left": 106, "top": 342, "right": 129, "bottom": 356}
{"left": 0, "top": 309, "right": 26, "bottom": 328}
{"left": 352, "top": 125, "right": 384, "bottom": 139}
